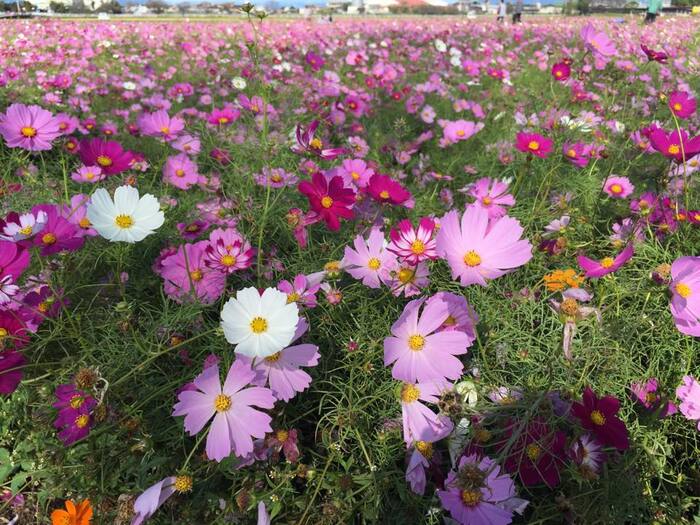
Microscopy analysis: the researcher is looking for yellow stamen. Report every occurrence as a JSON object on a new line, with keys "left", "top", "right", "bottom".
{"left": 460, "top": 489, "right": 482, "bottom": 507}
{"left": 528, "top": 140, "right": 540, "bottom": 151}
{"left": 401, "top": 383, "right": 420, "bottom": 403}
{"left": 320, "top": 196, "right": 333, "bottom": 209}
{"left": 600, "top": 257, "right": 614, "bottom": 269}
{"left": 590, "top": 410, "right": 606, "bottom": 425}
{"left": 675, "top": 282, "right": 692, "bottom": 298}
{"left": 174, "top": 475, "right": 193, "bottom": 493}
{"left": 463, "top": 251, "right": 481, "bottom": 267}
{"left": 213, "top": 394, "right": 232, "bottom": 412}
{"left": 250, "top": 317, "right": 268, "bottom": 334}
{"left": 20, "top": 126, "right": 37, "bottom": 138}
{"left": 114, "top": 215, "right": 134, "bottom": 229}
{"left": 189, "top": 270, "right": 203, "bottom": 282}
{"left": 41, "top": 232, "right": 56, "bottom": 245}
{"left": 265, "top": 351, "right": 282, "bottom": 362}
{"left": 415, "top": 441, "right": 433, "bottom": 457}
{"left": 407, "top": 334, "right": 425, "bottom": 351}
{"left": 96, "top": 155, "right": 113, "bottom": 167}
{"left": 410, "top": 240, "right": 425, "bottom": 255}
{"left": 220, "top": 254, "right": 236, "bottom": 267}
{"left": 367, "top": 257, "right": 381, "bottom": 270}
{"left": 75, "top": 414, "right": 90, "bottom": 428}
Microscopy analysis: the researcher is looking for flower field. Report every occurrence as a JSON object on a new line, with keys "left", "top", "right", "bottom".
{"left": 1, "top": 13, "right": 700, "bottom": 525}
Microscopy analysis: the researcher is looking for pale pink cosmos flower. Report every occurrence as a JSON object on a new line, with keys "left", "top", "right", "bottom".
{"left": 163, "top": 153, "right": 200, "bottom": 190}
{"left": 439, "top": 119, "right": 484, "bottom": 147}
{"left": 427, "top": 291, "right": 479, "bottom": 345}
{"left": 465, "top": 177, "right": 515, "bottom": 219}
{"left": 172, "top": 360, "right": 276, "bottom": 461}
{"left": 381, "top": 261, "right": 430, "bottom": 298}
{"left": 436, "top": 205, "right": 533, "bottom": 287}
{"left": 581, "top": 23, "right": 617, "bottom": 58}
{"left": 160, "top": 241, "right": 227, "bottom": 304}
{"left": 337, "top": 158, "right": 374, "bottom": 188}
{"left": 171, "top": 134, "right": 201, "bottom": 156}
{"left": 387, "top": 218, "right": 438, "bottom": 265}
{"left": 137, "top": 110, "right": 185, "bottom": 140}
{"left": 71, "top": 165, "right": 105, "bottom": 184}
{"left": 1, "top": 210, "right": 48, "bottom": 241}
{"left": 668, "top": 256, "right": 700, "bottom": 337}
{"left": 342, "top": 228, "right": 396, "bottom": 289}
{"left": 0, "top": 103, "right": 61, "bottom": 151}
{"left": 277, "top": 274, "right": 320, "bottom": 309}
{"left": 384, "top": 296, "right": 471, "bottom": 384}
{"left": 676, "top": 375, "right": 700, "bottom": 430}
{"left": 400, "top": 380, "right": 453, "bottom": 445}
{"left": 603, "top": 176, "right": 634, "bottom": 199}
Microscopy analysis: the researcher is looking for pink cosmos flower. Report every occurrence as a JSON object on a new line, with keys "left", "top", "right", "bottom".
{"left": 577, "top": 244, "right": 634, "bottom": 278}
{"left": 0, "top": 103, "right": 61, "bottom": 151}
{"left": 668, "top": 91, "right": 696, "bottom": 120}
{"left": 203, "top": 228, "right": 255, "bottom": 274}
{"left": 649, "top": 128, "right": 700, "bottom": 164}
{"left": 298, "top": 172, "right": 355, "bottom": 231}
{"left": 277, "top": 274, "right": 320, "bottom": 308}
{"left": 171, "top": 134, "right": 201, "bottom": 156}
{"left": 562, "top": 142, "right": 592, "bottom": 168}
{"left": 551, "top": 61, "right": 570, "bottom": 81}
{"left": 631, "top": 378, "right": 677, "bottom": 417}
{"left": 338, "top": 158, "right": 374, "bottom": 188}
{"left": 163, "top": 153, "right": 199, "bottom": 190}
{"left": 1, "top": 210, "right": 47, "bottom": 242}
{"left": 342, "top": 228, "right": 395, "bottom": 289}
{"left": 208, "top": 106, "right": 240, "bottom": 126}
{"left": 384, "top": 296, "right": 471, "bottom": 384}
{"left": 603, "top": 176, "right": 634, "bottom": 198}
{"left": 55, "top": 113, "right": 79, "bottom": 135}
{"left": 366, "top": 174, "right": 412, "bottom": 207}
{"left": 78, "top": 138, "right": 135, "bottom": 175}
{"left": 668, "top": 256, "right": 700, "bottom": 336}
{"left": 267, "top": 428, "right": 300, "bottom": 463}
{"left": 428, "top": 291, "right": 479, "bottom": 344}
{"left": 581, "top": 23, "right": 617, "bottom": 58}
{"left": 137, "top": 109, "right": 185, "bottom": 140}
{"left": 466, "top": 178, "right": 515, "bottom": 219}
{"left": 62, "top": 194, "right": 97, "bottom": 237}
{"left": 400, "top": 380, "right": 453, "bottom": 444}
{"left": 387, "top": 218, "right": 438, "bottom": 265}
{"left": 254, "top": 167, "right": 298, "bottom": 189}
{"left": 172, "top": 360, "right": 276, "bottom": 461}
{"left": 243, "top": 318, "right": 320, "bottom": 402}
{"left": 515, "top": 132, "right": 553, "bottom": 158}
{"left": 292, "top": 120, "right": 346, "bottom": 160}
{"left": 131, "top": 476, "right": 193, "bottom": 525}
{"left": 676, "top": 375, "right": 700, "bottom": 430}
{"left": 0, "top": 349, "right": 25, "bottom": 395}
{"left": 405, "top": 439, "right": 441, "bottom": 495}
{"left": 159, "top": 241, "right": 226, "bottom": 304}
{"left": 436, "top": 205, "right": 533, "bottom": 287}
{"left": 71, "top": 165, "right": 105, "bottom": 184}
{"left": 440, "top": 120, "right": 484, "bottom": 147}
{"left": 382, "top": 261, "right": 430, "bottom": 298}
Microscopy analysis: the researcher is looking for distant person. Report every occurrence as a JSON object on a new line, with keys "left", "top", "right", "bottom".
{"left": 645, "top": 0, "right": 662, "bottom": 23}
{"left": 497, "top": 0, "right": 506, "bottom": 22}
{"left": 512, "top": 0, "right": 523, "bottom": 22}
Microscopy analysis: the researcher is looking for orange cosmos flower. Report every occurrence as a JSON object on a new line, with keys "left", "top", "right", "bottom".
{"left": 51, "top": 499, "right": 93, "bottom": 525}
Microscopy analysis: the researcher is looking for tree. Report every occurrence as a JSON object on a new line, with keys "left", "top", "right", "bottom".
{"left": 49, "top": 0, "right": 69, "bottom": 11}
{"left": 146, "top": 0, "right": 168, "bottom": 12}
{"left": 177, "top": 1, "right": 190, "bottom": 14}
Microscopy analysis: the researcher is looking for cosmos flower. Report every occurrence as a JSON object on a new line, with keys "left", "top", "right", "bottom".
{"left": 208, "top": 106, "right": 240, "bottom": 126}
{"left": 337, "top": 158, "right": 374, "bottom": 188}
{"left": 342, "top": 228, "right": 395, "bottom": 289}
{"left": 436, "top": 205, "right": 533, "bottom": 287}
{"left": 50, "top": 499, "right": 93, "bottom": 525}
{"left": 668, "top": 256, "right": 700, "bottom": 336}
{"left": 641, "top": 44, "right": 667, "bottom": 63}
{"left": 292, "top": 120, "right": 346, "bottom": 160}
{"left": 203, "top": 228, "right": 255, "bottom": 274}
{"left": 649, "top": 128, "right": 700, "bottom": 164}
{"left": 562, "top": 142, "right": 592, "bottom": 168}
{"left": 569, "top": 434, "right": 606, "bottom": 480}
{"left": 78, "top": 138, "right": 135, "bottom": 175}
{"left": 87, "top": 185, "right": 164, "bottom": 243}
{"left": 668, "top": 91, "right": 696, "bottom": 120}
{"left": 551, "top": 61, "right": 570, "bottom": 81}
{"left": 515, "top": 132, "right": 553, "bottom": 158}
{"left": 571, "top": 387, "right": 629, "bottom": 451}
{"left": 630, "top": 378, "right": 677, "bottom": 417}
{"left": 603, "top": 176, "right": 634, "bottom": 198}
{"left": 405, "top": 440, "right": 436, "bottom": 495}
{"left": 31, "top": 204, "right": 84, "bottom": 256}
{"left": 298, "top": 172, "right": 356, "bottom": 231}
{"left": 137, "top": 109, "right": 185, "bottom": 140}
{"left": 366, "top": 174, "right": 412, "bottom": 207}
{"left": 159, "top": 241, "right": 226, "bottom": 304}
{"left": 400, "top": 380, "right": 454, "bottom": 444}
{"left": 440, "top": 120, "right": 484, "bottom": 146}
{"left": 131, "top": 475, "right": 193, "bottom": 525}
{"left": 465, "top": 178, "right": 515, "bottom": 219}
{"left": 577, "top": 244, "right": 634, "bottom": 278}
{"left": 221, "top": 287, "right": 299, "bottom": 359}
{"left": 172, "top": 360, "right": 275, "bottom": 461}
{"left": 387, "top": 218, "right": 438, "bottom": 265}
{"left": 71, "top": 165, "right": 105, "bottom": 184}
{"left": 1, "top": 210, "right": 48, "bottom": 242}
{"left": 277, "top": 274, "right": 321, "bottom": 309}
{"left": 163, "top": 153, "right": 200, "bottom": 190}
{"left": 0, "top": 350, "right": 26, "bottom": 395}
{"left": 676, "top": 375, "right": 700, "bottom": 431}
{"left": 0, "top": 103, "right": 61, "bottom": 151}
{"left": 384, "top": 296, "right": 471, "bottom": 384}
{"left": 581, "top": 23, "right": 617, "bottom": 57}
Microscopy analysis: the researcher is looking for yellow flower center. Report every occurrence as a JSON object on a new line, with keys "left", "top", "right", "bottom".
{"left": 367, "top": 257, "right": 381, "bottom": 270}
{"left": 175, "top": 169, "right": 185, "bottom": 177}
{"left": 21, "top": 126, "right": 37, "bottom": 138}
{"left": 320, "top": 196, "right": 334, "bottom": 209}
{"left": 310, "top": 137, "right": 323, "bottom": 150}
{"left": 463, "top": 251, "right": 481, "bottom": 267}
{"left": 668, "top": 144, "right": 680, "bottom": 155}
{"left": 250, "top": 316, "right": 268, "bottom": 334}
{"left": 79, "top": 217, "right": 91, "bottom": 229}
{"left": 85, "top": 171, "right": 95, "bottom": 180}
{"left": 189, "top": 270, "right": 203, "bottom": 282}
{"left": 481, "top": 196, "right": 492, "bottom": 205}
{"left": 411, "top": 240, "right": 425, "bottom": 255}
{"left": 174, "top": 475, "right": 193, "bottom": 493}
{"left": 214, "top": 394, "right": 232, "bottom": 412}
{"left": 526, "top": 443, "right": 541, "bottom": 461}
{"left": 645, "top": 392, "right": 657, "bottom": 404}
{"left": 286, "top": 292, "right": 300, "bottom": 303}
{"left": 600, "top": 257, "right": 614, "bottom": 269}
{"left": 673, "top": 103, "right": 682, "bottom": 111}
{"left": 276, "top": 429, "right": 289, "bottom": 442}
{"left": 401, "top": 383, "right": 420, "bottom": 403}
{"left": 96, "top": 155, "right": 113, "bottom": 167}
{"left": 560, "top": 298, "right": 579, "bottom": 317}
{"left": 18, "top": 225, "right": 33, "bottom": 236}
{"left": 528, "top": 140, "right": 540, "bottom": 151}
{"left": 460, "top": 489, "right": 482, "bottom": 507}
{"left": 555, "top": 70, "right": 563, "bottom": 77}
{"left": 609, "top": 183, "right": 623, "bottom": 194}
{"left": 70, "top": 395, "right": 84, "bottom": 409}
{"left": 567, "top": 148, "right": 577, "bottom": 158}
{"left": 265, "top": 351, "right": 282, "bottom": 362}
{"left": 379, "top": 190, "right": 390, "bottom": 200}
{"left": 407, "top": 334, "right": 425, "bottom": 351}
{"left": 218, "top": 117, "right": 229, "bottom": 124}
{"left": 160, "top": 126, "right": 170, "bottom": 134}
{"left": 456, "top": 129, "right": 466, "bottom": 137}
{"left": 271, "top": 174, "right": 282, "bottom": 183}
{"left": 220, "top": 254, "right": 236, "bottom": 267}
{"left": 397, "top": 267, "right": 414, "bottom": 284}
{"left": 474, "top": 428, "right": 491, "bottom": 443}
{"left": 590, "top": 410, "right": 606, "bottom": 425}
{"left": 41, "top": 232, "right": 56, "bottom": 245}
{"left": 114, "top": 215, "right": 134, "bottom": 229}
{"left": 415, "top": 440, "right": 433, "bottom": 457}
{"left": 75, "top": 414, "right": 90, "bottom": 428}
{"left": 0, "top": 328, "right": 7, "bottom": 338}
{"left": 675, "top": 282, "right": 692, "bottom": 298}
{"left": 351, "top": 171, "right": 360, "bottom": 180}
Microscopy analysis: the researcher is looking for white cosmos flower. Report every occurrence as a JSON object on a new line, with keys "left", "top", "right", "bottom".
{"left": 86, "top": 185, "right": 164, "bottom": 243}
{"left": 221, "top": 287, "right": 299, "bottom": 359}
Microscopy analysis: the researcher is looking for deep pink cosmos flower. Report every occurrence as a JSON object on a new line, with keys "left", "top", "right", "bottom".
{"left": 159, "top": 241, "right": 226, "bottom": 304}
{"left": 137, "top": 109, "right": 185, "bottom": 140}
{"left": 551, "top": 61, "right": 571, "bottom": 81}
{"left": 630, "top": 378, "right": 677, "bottom": 418}
{"left": 603, "top": 176, "right": 634, "bottom": 198}
{"left": 384, "top": 296, "right": 471, "bottom": 384}
{"left": 668, "top": 256, "right": 700, "bottom": 336}
{"left": 388, "top": 218, "right": 438, "bottom": 265}
{"left": 577, "top": 244, "right": 634, "bottom": 278}
{"left": 0, "top": 103, "right": 61, "bottom": 151}
{"left": 342, "top": 228, "right": 396, "bottom": 289}
{"left": 649, "top": 128, "right": 700, "bottom": 164}
{"left": 52, "top": 383, "right": 97, "bottom": 445}
{"left": 676, "top": 375, "right": 700, "bottom": 430}
{"left": 163, "top": 153, "right": 199, "bottom": 190}
{"left": 501, "top": 418, "right": 566, "bottom": 488}
{"left": 203, "top": 228, "right": 255, "bottom": 274}
{"left": 515, "top": 132, "right": 553, "bottom": 158}
{"left": 366, "top": 174, "right": 412, "bottom": 207}
{"left": 243, "top": 318, "right": 320, "bottom": 402}
{"left": 208, "top": 106, "right": 240, "bottom": 126}
{"left": 437, "top": 454, "right": 526, "bottom": 525}
{"left": 571, "top": 387, "right": 629, "bottom": 451}
{"left": 23, "top": 286, "right": 66, "bottom": 326}
{"left": 0, "top": 311, "right": 28, "bottom": 351}
{"left": 0, "top": 241, "right": 30, "bottom": 281}
{"left": 436, "top": 205, "right": 533, "bottom": 287}
{"left": 641, "top": 44, "right": 668, "bottom": 63}
{"left": 172, "top": 359, "right": 276, "bottom": 461}
{"left": 298, "top": 172, "right": 355, "bottom": 231}
{"left": 292, "top": 120, "right": 346, "bottom": 160}
{"left": 400, "top": 380, "right": 453, "bottom": 444}
{"left": 466, "top": 178, "right": 515, "bottom": 219}
{"left": 78, "top": 138, "right": 135, "bottom": 175}
{"left": 562, "top": 142, "right": 592, "bottom": 168}
{"left": 31, "top": 204, "right": 84, "bottom": 256}
{"left": 668, "top": 91, "right": 696, "bottom": 120}
{"left": 0, "top": 349, "right": 25, "bottom": 395}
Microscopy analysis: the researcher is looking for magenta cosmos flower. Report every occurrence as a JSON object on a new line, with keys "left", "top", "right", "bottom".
{"left": 366, "top": 174, "right": 412, "bottom": 207}
{"left": 388, "top": 218, "right": 438, "bottom": 265}
{"left": 384, "top": 296, "right": 471, "bottom": 384}
{"left": 163, "top": 153, "right": 199, "bottom": 190}
{"left": 79, "top": 138, "right": 135, "bottom": 175}
{"left": 630, "top": 378, "right": 677, "bottom": 417}
{"left": 551, "top": 61, "right": 570, "bottom": 81}
{"left": 603, "top": 176, "right": 634, "bottom": 198}
{"left": 676, "top": 375, "right": 700, "bottom": 430}
{"left": 298, "top": 172, "right": 355, "bottom": 231}
{"left": 668, "top": 91, "right": 696, "bottom": 120}
{"left": 342, "top": 228, "right": 396, "bottom": 289}
{"left": 577, "top": 243, "right": 634, "bottom": 278}
{"left": 0, "top": 103, "right": 61, "bottom": 151}
{"left": 436, "top": 205, "right": 532, "bottom": 287}
{"left": 0, "top": 349, "right": 26, "bottom": 395}
{"left": 159, "top": 241, "right": 226, "bottom": 305}
{"left": 668, "top": 256, "right": 700, "bottom": 336}
{"left": 515, "top": 132, "right": 553, "bottom": 158}
{"left": 292, "top": 120, "right": 346, "bottom": 160}
{"left": 649, "top": 128, "right": 700, "bottom": 164}
{"left": 571, "top": 387, "right": 629, "bottom": 451}
{"left": 563, "top": 142, "right": 592, "bottom": 168}
{"left": 31, "top": 204, "right": 84, "bottom": 256}
{"left": 243, "top": 318, "right": 320, "bottom": 402}
{"left": 400, "top": 380, "right": 453, "bottom": 444}
{"left": 172, "top": 359, "right": 276, "bottom": 461}
{"left": 437, "top": 454, "right": 526, "bottom": 525}
{"left": 466, "top": 177, "right": 515, "bottom": 219}
{"left": 0, "top": 241, "right": 30, "bottom": 281}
